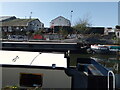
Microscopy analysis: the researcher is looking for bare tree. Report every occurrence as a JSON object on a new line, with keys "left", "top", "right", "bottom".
{"left": 73, "top": 14, "right": 92, "bottom": 34}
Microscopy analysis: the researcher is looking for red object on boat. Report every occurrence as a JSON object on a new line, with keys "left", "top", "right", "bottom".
{"left": 33, "top": 35, "right": 43, "bottom": 39}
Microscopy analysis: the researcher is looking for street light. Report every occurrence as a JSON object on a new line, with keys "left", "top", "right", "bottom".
{"left": 70, "top": 10, "right": 73, "bottom": 26}
{"left": 30, "top": 12, "right": 32, "bottom": 19}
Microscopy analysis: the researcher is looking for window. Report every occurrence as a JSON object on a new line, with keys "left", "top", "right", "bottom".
{"left": 20, "top": 73, "right": 43, "bottom": 87}
{"left": 117, "top": 32, "right": 119, "bottom": 37}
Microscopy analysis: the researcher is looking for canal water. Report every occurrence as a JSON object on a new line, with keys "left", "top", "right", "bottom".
{"left": 70, "top": 54, "right": 120, "bottom": 74}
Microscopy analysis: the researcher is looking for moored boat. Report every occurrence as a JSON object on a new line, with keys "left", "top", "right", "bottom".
{"left": 90, "top": 45, "right": 109, "bottom": 54}
{"left": 90, "top": 44, "right": 120, "bottom": 54}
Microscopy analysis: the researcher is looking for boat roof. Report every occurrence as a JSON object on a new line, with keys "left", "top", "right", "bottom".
{"left": 0, "top": 50, "right": 67, "bottom": 68}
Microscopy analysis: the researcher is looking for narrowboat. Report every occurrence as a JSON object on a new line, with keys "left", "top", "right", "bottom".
{"left": 0, "top": 50, "right": 117, "bottom": 90}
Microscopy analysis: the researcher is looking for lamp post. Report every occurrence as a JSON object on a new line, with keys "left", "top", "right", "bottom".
{"left": 30, "top": 12, "right": 32, "bottom": 19}
{"left": 70, "top": 10, "right": 73, "bottom": 26}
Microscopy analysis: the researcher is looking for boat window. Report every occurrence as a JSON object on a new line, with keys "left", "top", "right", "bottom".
{"left": 20, "top": 73, "right": 43, "bottom": 87}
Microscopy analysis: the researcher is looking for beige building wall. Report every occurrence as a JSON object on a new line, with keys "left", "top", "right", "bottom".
{"left": 50, "top": 16, "right": 71, "bottom": 27}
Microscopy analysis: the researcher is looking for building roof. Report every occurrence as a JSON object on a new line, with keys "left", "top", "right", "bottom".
{"left": 0, "top": 18, "right": 37, "bottom": 26}
{"left": 50, "top": 16, "right": 70, "bottom": 22}
{"left": 0, "top": 16, "right": 16, "bottom": 22}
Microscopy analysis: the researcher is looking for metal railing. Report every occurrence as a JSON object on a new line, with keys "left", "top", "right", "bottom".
{"left": 108, "top": 70, "right": 115, "bottom": 90}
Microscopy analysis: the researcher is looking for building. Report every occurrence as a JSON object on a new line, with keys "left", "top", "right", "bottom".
{"left": 113, "top": 25, "right": 120, "bottom": 38}
{"left": 50, "top": 16, "right": 71, "bottom": 28}
{"left": 50, "top": 16, "right": 71, "bottom": 33}
{"left": 115, "top": 29, "right": 120, "bottom": 38}
{"left": 0, "top": 16, "right": 44, "bottom": 33}
{"left": 104, "top": 27, "right": 115, "bottom": 35}
{"left": 0, "top": 16, "right": 16, "bottom": 22}
{"left": 88, "top": 27, "right": 105, "bottom": 34}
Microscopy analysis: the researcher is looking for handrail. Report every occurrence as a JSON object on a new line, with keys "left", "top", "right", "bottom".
{"left": 30, "top": 52, "right": 41, "bottom": 65}
{"left": 107, "top": 70, "right": 115, "bottom": 90}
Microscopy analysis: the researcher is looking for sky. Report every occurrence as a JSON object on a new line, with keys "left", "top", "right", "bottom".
{"left": 118, "top": 1, "right": 120, "bottom": 25}
{"left": 0, "top": 1, "right": 119, "bottom": 28}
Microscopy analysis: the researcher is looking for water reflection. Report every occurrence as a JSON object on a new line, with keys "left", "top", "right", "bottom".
{"left": 70, "top": 54, "right": 120, "bottom": 74}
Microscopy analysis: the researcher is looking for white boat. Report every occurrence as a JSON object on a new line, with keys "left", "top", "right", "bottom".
{"left": 90, "top": 44, "right": 120, "bottom": 54}
{"left": 90, "top": 45, "right": 109, "bottom": 54}
{"left": 0, "top": 50, "right": 71, "bottom": 89}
